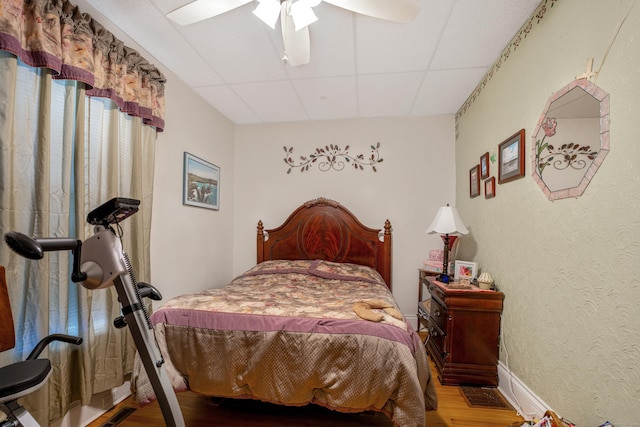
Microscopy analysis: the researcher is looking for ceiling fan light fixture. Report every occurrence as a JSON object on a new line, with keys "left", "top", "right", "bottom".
{"left": 290, "top": 1, "right": 318, "bottom": 31}
{"left": 253, "top": 0, "right": 281, "bottom": 29}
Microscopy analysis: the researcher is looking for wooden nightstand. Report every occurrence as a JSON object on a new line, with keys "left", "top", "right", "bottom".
{"left": 425, "top": 276, "right": 504, "bottom": 386}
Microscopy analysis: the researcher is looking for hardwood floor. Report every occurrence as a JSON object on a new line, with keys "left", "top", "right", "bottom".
{"left": 88, "top": 358, "right": 524, "bottom": 427}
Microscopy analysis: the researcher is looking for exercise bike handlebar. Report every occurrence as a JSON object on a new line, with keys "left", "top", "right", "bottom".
{"left": 4, "top": 231, "right": 82, "bottom": 260}
{"left": 4, "top": 231, "right": 88, "bottom": 282}
{"left": 26, "top": 334, "right": 83, "bottom": 361}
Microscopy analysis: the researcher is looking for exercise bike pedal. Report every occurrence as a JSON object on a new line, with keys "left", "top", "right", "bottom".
{"left": 113, "top": 316, "right": 127, "bottom": 329}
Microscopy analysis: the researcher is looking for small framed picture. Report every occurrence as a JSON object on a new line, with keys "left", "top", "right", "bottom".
{"left": 480, "top": 152, "right": 490, "bottom": 179}
{"left": 454, "top": 260, "right": 478, "bottom": 281}
{"left": 469, "top": 165, "right": 480, "bottom": 198}
{"left": 183, "top": 152, "right": 220, "bottom": 210}
{"left": 498, "top": 129, "right": 526, "bottom": 184}
{"left": 484, "top": 177, "right": 496, "bottom": 199}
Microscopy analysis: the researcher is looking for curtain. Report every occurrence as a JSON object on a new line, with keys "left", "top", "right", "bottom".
{"left": 0, "top": 50, "right": 156, "bottom": 425}
{"left": 0, "top": 0, "right": 166, "bottom": 131}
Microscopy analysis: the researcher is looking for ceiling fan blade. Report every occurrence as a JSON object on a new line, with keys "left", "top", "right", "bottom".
{"left": 167, "top": 0, "right": 254, "bottom": 25}
{"left": 281, "top": 7, "right": 311, "bottom": 67}
{"left": 323, "top": 0, "right": 419, "bottom": 23}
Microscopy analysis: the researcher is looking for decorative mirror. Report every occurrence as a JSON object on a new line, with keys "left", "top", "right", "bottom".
{"left": 532, "top": 79, "right": 610, "bottom": 200}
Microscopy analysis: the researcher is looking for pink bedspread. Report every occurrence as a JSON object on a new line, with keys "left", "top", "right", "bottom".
{"left": 132, "top": 260, "right": 438, "bottom": 427}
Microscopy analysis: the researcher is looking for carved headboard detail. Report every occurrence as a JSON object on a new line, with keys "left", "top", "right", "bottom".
{"left": 257, "top": 198, "right": 392, "bottom": 289}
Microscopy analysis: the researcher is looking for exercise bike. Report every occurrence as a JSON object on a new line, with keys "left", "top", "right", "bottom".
{"left": 2, "top": 198, "right": 185, "bottom": 427}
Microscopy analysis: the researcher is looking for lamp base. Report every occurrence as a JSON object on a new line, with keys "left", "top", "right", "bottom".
{"left": 437, "top": 273, "right": 451, "bottom": 284}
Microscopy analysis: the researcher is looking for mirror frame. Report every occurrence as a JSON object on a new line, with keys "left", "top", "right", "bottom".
{"left": 532, "top": 79, "right": 610, "bottom": 201}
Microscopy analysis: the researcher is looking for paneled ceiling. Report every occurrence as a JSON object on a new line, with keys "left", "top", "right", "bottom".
{"left": 86, "top": 0, "right": 541, "bottom": 124}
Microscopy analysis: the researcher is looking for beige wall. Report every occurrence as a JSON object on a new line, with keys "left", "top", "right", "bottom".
{"left": 150, "top": 74, "right": 236, "bottom": 302}
{"left": 232, "top": 116, "right": 456, "bottom": 315}
{"left": 454, "top": 0, "right": 640, "bottom": 425}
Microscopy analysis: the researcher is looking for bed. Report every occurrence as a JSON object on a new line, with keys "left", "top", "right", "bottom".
{"left": 132, "top": 198, "right": 438, "bottom": 426}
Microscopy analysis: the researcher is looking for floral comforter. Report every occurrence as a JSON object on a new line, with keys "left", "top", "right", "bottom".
{"left": 132, "top": 260, "right": 437, "bottom": 427}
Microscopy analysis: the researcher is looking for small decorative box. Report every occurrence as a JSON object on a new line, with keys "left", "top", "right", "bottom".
{"left": 422, "top": 260, "right": 442, "bottom": 273}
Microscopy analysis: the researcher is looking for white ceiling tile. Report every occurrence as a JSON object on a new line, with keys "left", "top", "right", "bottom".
{"left": 431, "top": 0, "right": 540, "bottom": 70}
{"left": 176, "top": 6, "right": 289, "bottom": 83}
{"left": 357, "top": 72, "right": 425, "bottom": 118}
{"left": 412, "top": 68, "right": 489, "bottom": 116}
{"left": 292, "top": 76, "right": 358, "bottom": 120}
{"left": 232, "top": 81, "right": 310, "bottom": 122}
{"left": 285, "top": 5, "right": 356, "bottom": 79}
{"left": 198, "top": 85, "right": 262, "bottom": 124}
{"left": 356, "top": 0, "right": 454, "bottom": 74}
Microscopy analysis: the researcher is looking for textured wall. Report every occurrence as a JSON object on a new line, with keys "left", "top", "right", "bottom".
{"left": 454, "top": 0, "right": 640, "bottom": 425}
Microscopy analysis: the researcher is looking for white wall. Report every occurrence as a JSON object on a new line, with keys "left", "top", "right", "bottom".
{"left": 232, "top": 116, "right": 456, "bottom": 316}
{"left": 454, "top": 0, "right": 640, "bottom": 425}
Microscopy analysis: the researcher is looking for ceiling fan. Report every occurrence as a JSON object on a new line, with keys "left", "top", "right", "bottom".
{"left": 166, "top": 0, "right": 420, "bottom": 66}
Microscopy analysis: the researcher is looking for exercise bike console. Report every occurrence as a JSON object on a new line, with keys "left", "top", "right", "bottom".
{"left": 87, "top": 197, "right": 140, "bottom": 226}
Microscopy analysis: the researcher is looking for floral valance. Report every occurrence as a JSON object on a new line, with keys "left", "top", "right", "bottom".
{"left": 0, "top": 0, "right": 166, "bottom": 130}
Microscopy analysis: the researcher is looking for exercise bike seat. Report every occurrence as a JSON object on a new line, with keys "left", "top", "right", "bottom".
{"left": 0, "top": 359, "right": 51, "bottom": 403}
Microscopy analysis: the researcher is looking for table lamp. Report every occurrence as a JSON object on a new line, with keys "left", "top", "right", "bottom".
{"left": 425, "top": 204, "right": 469, "bottom": 283}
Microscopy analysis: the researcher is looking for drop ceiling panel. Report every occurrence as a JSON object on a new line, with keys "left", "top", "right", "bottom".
{"left": 198, "top": 85, "right": 262, "bottom": 124}
{"left": 357, "top": 72, "right": 425, "bottom": 118}
{"left": 292, "top": 76, "right": 358, "bottom": 120}
{"left": 356, "top": 0, "right": 454, "bottom": 74}
{"left": 412, "top": 67, "right": 489, "bottom": 116}
{"left": 431, "top": 0, "right": 540, "bottom": 70}
{"left": 232, "top": 81, "right": 309, "bottom": 122}
{"left": 177, "top": 6, "right": 289, "bottom": 83}
{"left": 285, "top": 5, "right": 356, "bottom": 79}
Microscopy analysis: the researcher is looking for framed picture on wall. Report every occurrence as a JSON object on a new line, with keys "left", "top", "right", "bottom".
{"left": 480, "top": 152, "right": 490, "bottom": 179}
{"left": 470, "top": 165, "right": 480, "bottom": 198}
{"left": 498, "top": 129, "right": 526, "bottom": 184}
{"left": 183, "top": 152, "right": 220, "bottom": 210}
{"left": 485, "top": 177, "right": 496, "bottom": 199}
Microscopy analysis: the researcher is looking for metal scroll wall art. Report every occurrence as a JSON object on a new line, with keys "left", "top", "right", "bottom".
{"left": 284, "top": 142, "right": 383, "bottom": 173}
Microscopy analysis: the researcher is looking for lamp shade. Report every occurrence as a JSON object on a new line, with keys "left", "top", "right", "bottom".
{"left": 425, "top": 205, "right": 469, "bottom": 235}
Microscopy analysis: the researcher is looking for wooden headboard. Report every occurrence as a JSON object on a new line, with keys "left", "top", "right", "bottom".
{"left": 256, "top": 198, "right": 392, "bottom": 289}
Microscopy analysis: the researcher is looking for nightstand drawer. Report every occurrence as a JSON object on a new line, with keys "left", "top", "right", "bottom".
{"left": 427, "top": 319, "right": 445, "bottom": 357}
{"left": 429, "top": 297, "right": 447, "bottom": 331}
{"left": 427, "top": 281, "right": 445, "bottom": 305}
{"left": 418, "top": 300, "right": 430, "bottom": 321}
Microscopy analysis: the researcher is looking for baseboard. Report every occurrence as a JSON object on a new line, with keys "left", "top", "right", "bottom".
{"left": 406, "top": 314, "right": 418, "bottom": 330}
{"left": 497, "top": 361, "right": 550, "bottom": 421}
{"left": 51, "top": 381, "right": 131, "bottom": 427}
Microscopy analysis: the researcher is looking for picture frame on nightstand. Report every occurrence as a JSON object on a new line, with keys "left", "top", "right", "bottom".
{"left": 454, "top": 260, "right": 478, "bottom": 281}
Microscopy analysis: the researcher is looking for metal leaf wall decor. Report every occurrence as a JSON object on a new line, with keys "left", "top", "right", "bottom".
{"left": 284, "top": 142, "right": 383, "bottom": 173}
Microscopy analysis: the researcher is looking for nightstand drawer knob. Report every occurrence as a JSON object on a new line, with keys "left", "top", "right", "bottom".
{"left": 429, "top": 327, "right": 439, "bottom": 337}
{"left": 434, "top": 308, "right": 441, "bottom": 317}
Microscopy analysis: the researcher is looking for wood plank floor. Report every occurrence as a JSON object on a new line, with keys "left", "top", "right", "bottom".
{"left": 89, "top": 357, "right": 524, "bottom": 427}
